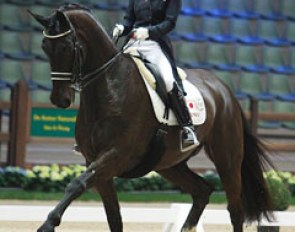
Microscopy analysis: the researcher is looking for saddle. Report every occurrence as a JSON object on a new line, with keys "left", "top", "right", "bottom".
{"left": 124, "top": 47, "right": 206, "bottom": 126}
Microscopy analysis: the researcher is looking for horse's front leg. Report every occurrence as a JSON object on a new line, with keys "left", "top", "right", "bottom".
{"left": 37, "top": 168, "right": 95, "bottom": 232}
{"left": 38, "top": 149, "right": 117, "bottom": 232}
{"left": 94, "top": 179, "right": 122, "bottom": 232}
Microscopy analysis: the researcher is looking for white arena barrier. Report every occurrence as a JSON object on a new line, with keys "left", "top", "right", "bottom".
{"left": 0, "top": 203, "right": 294, "bottom": 232}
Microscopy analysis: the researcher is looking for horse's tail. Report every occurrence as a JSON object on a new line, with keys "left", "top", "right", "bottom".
{"left": 240, "top": 111, "right": 274, "bottom": 222}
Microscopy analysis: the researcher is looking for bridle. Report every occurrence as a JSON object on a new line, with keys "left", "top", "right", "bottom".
{"left": 43, "top": 27, "right": 84, "bottom": 91}
{"left": 43, "top": 26, "right": 123, "bottom": 91}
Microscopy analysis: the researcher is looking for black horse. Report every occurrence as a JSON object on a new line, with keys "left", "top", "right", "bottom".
{"left": 29, "top": 4, "right": 273, "bottom": 232}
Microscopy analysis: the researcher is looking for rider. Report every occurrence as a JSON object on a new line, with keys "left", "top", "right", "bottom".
{"left": 113, "top": 0, "right": 199, "bottom": 149}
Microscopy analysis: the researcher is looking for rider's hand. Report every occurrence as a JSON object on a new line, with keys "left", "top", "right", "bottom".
{"left": 112, "top": 24, "right": 124, "bottom": 38}
{"left": 133, "top": 27, "right": 149, "bottom": 41}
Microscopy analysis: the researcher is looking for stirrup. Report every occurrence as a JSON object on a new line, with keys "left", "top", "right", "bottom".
{"left": 72, "top": 144, "right": 82, "bottom": 156}
{"left": 180, "top": 126, "right": 200, "bottom": 152}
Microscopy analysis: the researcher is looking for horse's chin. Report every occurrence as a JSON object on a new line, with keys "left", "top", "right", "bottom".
{"left": 50, "top": 90, "right": 75, "bottom": 109}
{"left": 53, "top": 101, "right": 71, "bottom": 109}
{"left": 51, "top": 96, "right": 73, "bottom": 109}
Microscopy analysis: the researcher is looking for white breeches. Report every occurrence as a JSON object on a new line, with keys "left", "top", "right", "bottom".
{"left": 125, "top": 40, "right": 175, "bottom": 92}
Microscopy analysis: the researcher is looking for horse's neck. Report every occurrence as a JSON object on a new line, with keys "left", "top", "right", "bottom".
{"left": 79, "top": 55, "right": 130, "bottom": 122}
{"left": 68, "top": 11, "right": 117, "bottom": 73}
{"left": 83, "top": 31, "right": 117, "bottom": 73}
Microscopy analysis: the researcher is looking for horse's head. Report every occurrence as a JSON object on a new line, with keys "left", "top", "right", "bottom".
{"left": 29, "top": 9, "right": 80, "bottom": 108}
{"left": 30, "top": 4, "right": 118, "bottom": 108}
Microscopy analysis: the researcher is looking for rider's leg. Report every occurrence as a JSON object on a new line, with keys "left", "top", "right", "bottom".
{"left": 168, "top": 82, "right": 200, "bottom": 148}
{"left": 127, "top": 40, "right": 199, "bottom": 149}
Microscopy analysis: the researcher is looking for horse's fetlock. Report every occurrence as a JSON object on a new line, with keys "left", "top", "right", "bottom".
{"left": 47, "top": 211, "right": 61, "bottom": 226}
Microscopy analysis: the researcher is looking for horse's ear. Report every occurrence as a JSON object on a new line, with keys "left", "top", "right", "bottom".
{"left": 56, "top": 10, "right": 71, "bottom": 31}
{"left": 27, "top": 10, "right": 50, "bottom": 28}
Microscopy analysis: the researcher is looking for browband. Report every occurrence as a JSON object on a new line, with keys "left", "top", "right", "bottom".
{"left": 43, "top": 29, "right": 72, "bottom": 39}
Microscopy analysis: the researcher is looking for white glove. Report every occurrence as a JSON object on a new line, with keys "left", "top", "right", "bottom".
{"left": 133, "top": 27, "right": 149, "bottom": 41}
{"left": 112, "top": 24, "right": 124, "bottom": 38}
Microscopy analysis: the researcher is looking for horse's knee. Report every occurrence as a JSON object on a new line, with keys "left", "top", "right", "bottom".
{"left": 65, "top": 178, "right": 86, "bottom": 195}
{"left": 65, "top": 171, "right": 94, "bottom": 195}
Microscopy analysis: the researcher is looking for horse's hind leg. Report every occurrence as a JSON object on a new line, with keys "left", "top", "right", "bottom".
{"left": 158, "top": 162, "right": 213, "bottom": 232}
{"left": 37, "top": 168, "right": 95, "bottom": 232}
{"left": 205, "top": 139, "right": 245, "bottom": 232}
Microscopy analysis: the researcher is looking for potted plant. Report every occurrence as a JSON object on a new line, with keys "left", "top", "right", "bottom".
{"left": 258, "top": 171, "right": 291, "bottom": 232}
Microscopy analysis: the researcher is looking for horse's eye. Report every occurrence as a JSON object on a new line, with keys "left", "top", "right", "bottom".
{"left": 61, "top": 43, "right": 71, "bottom": 52}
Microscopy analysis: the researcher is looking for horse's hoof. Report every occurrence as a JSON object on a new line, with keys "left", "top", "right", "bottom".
{"left": 181, "top": 227, "right": 196, "bottom": 232}
{"left": 37, "top": 224, "right": 55, "bottom": 232}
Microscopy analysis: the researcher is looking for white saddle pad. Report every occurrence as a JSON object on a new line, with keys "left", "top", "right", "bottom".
{"left": 142, "top": 77, "right": 206, "bottom": 126}
{"left": 126, "top": 51, "right": 206, "bottom": 126}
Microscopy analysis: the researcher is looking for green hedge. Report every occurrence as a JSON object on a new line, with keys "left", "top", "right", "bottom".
{"left": 1, "top": 165, "right": 295, "bottom": 202}
{"left": 0, "top": 165, "right": 177, "bottom": 192}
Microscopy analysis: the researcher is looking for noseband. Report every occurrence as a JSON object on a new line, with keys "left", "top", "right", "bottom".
{"left": 43, "top": 27, "right": 123, "bottom": 91}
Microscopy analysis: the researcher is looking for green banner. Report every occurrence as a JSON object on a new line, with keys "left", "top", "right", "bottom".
{"left": 31, "top": 108, "right": 77, "bottom": 138}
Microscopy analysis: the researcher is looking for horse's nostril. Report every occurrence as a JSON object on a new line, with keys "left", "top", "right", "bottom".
{"left": 59, "top": 98, "right": 71, "bottom": 108}
{"left": 51, "top": 96, "right": 71, "bottom": 109}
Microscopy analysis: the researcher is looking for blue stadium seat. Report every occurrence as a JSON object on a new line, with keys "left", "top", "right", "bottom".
{"left": 261, "top": 0, "right": 286, "bottom": 20}
{"left": 35, "top": 0, "right": 66, "bottom": 7}
{"left": 268, "top": 73, "right": 293, "bottom": 99}
{"left": 5, "top": 0, "right": 36, "bottom": 6}
{"left": 0, "top": 29, "right": 34, "bottom": 61}
{"left": 228, "top": 0, "right": 247, "bottom": 12}
{"left": 202, "top": 15, "right": 223, "bottom": 36}
{"left": 258, "top": 100, "right": 282, "bottom": 128}
{"left": 30, "top": 58, "right": 51, "bottom": 103}
{"left": 265, "top": 41, "right": 295, "bottom": 75}
{"left": 214, "top": 69, "right": 248, "bottom": 100}
{"left": 92, "top": 3, "right": 125, "bottom": 33}
{"left": 181, "top": 0, "right": 202, "bottom": 9}
{"left": 237, "top": 37, "right": 270, "bottom": 74}
{"left": 92, "top": 2, "right": 125, "bottom": 11}
{"left": 273, "top": 99, "right": 295, "bottom": 129}
{"left": 255, "top": 0, "right": 272, "bottom": 16}
{"left": 181, "top": 7, "right": 206, "bottom": 17}
{"left": 0, "top": 59, "right": 26, "bottom": 86}
{"left": 240, "top": 71, "right": 275, "bottom": 101}
{"left": 287, "top": 21, "right": 295, "bottom": 42}
{"left": 0, "top": 3, "right": 33, "bottom": 31}
{"left": 177, "top": 33, "right": 212, "bottom": 70}
{"left": 30, "top": 60, "right": 51, "bottom": 91}
{"left": 177, "top": 9, "right": 203, "bottom": 35}
{"left": 284, "top": 0, "right": 295, "bottom": 19}
{"left": 264, "top": 44, "right": 287, "bottom": 68}
{"left": 31, "top": 30, "right": 48, "bottom": 61}
{"left": 259, "top": 19, "right": 294, "bottom": 46}
{"left": 200, "top": 0, "right": 218, "bottom": 11}
{"left": 0, "top": 52, "right": 12, "bottom": 89}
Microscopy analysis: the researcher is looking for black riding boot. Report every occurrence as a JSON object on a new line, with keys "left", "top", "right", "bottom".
{"left": 168, "top": 83, "right": 200, "bottom": 152}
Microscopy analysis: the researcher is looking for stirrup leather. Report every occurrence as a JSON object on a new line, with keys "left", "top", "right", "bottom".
{"left": 180, "top": 126, "right": 200, "bottom": 152}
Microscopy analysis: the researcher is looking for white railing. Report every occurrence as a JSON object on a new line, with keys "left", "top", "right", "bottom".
{"left": 0, "top": 204, "right": 294, "bottom": 231}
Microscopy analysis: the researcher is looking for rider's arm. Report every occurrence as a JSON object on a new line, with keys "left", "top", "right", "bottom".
{"left": 148, "top": 0, "right": 181, "bottom": 40}
{"left": 122, "top": 0, "right": 135, "bottom": 36}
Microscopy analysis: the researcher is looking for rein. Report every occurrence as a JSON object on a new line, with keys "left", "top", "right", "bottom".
{"left": 43, "top": 28, "right": 125, "bottom": 91}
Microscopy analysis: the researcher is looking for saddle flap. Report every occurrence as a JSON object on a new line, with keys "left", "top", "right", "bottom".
{"left": 125, "top": 49, "right": 206, "bottom": 126}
